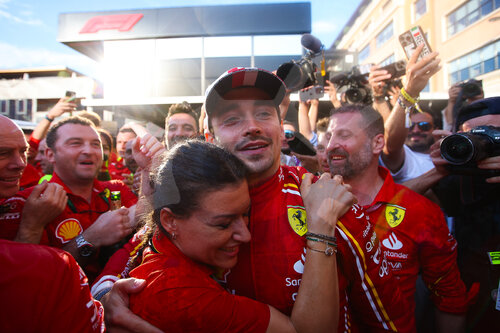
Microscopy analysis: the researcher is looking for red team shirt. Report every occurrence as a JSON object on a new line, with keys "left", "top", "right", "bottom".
{"left": 129, "top": 232, "right": 271, "bottom": 332}
{"left": 0, "top": 239, "right": 104, "bottom": 333}
{"left": 0, "top": 173, "right": 137, "bottom": 281}
{"left": 366, "top": 168, "right": 476, "bottom": 322}
{"left": 96, "top": 165, "right": 412, "bottom": 332}
{"left": 108, "top": 153, "right": 133, "bottom": 181}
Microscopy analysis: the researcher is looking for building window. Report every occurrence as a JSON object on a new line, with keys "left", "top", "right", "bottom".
{"left": 448, "top": 39, "right": 500, "bottom": 84}
{"left": 376, "top": 21, "right": 394, "bottom": 48}
{"left": 415, "top": 0, "right": 427, "bottom": 20}
{"left": 358, "top": 44, "right": 370, "bottom": 63}
{"left": 447, "top": 0, "right": 500, "bottom": 37}
{"left": 380, "top": 54, "right": 395, "bottom": 67}
{"left": 382, "top": 0, "right": 392, "bottom": 12}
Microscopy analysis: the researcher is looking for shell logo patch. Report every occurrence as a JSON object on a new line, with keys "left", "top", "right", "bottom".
{"left": 55, "top": 218, "right": 83, "bottom": 243}
{"left": 103, "top": 188, "right": 111, "bottom": 198}
{"left": 385, "top": 205, "right": 406, "bottom": 228}
{"left": 288, "top": 206, "right": 308, "bottom": 236}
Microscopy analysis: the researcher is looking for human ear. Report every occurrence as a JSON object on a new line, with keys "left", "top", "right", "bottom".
{"left": 372, "top": 133, "right": 385, "bottom": 154}
{"left": 46, "top": 147, "right": 56, "bottom": 164}
{"left": 160, "top": 207, "right": 178, "bottom": 235}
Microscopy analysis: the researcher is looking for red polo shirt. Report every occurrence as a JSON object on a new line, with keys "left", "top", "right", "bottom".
{"left": 0, "top": 173, "right": 137, "bottom": 280}
{"left": 129, "top": 232, "right": 270, "bottom": 332}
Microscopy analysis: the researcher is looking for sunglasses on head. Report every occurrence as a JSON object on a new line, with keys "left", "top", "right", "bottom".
{"left": 409, "top": 121, "right": 431, "bottom": 131}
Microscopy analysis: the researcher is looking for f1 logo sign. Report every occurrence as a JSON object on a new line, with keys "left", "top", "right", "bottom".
{"left": 80, "top": 14, "right": 143, "bottom": 34}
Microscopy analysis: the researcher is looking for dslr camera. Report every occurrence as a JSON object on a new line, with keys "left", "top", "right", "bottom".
{"left": 440, "top": 125, "right": 500, "bottom": 176}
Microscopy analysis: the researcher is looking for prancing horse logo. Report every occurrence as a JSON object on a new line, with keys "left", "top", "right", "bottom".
{"left": 385, "top": 205, "right": 406, "bottom": 228}
{"left": 288, "top": 206, "right": 308, "bottom": 236}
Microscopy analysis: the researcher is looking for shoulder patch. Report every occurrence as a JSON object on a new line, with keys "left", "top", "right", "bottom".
{"left": 385, "top": 204, "right": 406, "bottom": 228}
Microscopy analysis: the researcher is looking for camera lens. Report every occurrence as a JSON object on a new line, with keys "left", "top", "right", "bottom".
{"left": 440, "top": 135, "right": 474, "bottom": 165}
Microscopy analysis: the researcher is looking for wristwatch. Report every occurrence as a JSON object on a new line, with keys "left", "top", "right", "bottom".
{"left": 75, "top": 234, "right": 95, "bottom": 257}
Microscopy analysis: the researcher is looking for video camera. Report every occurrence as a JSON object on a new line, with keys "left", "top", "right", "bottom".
{"left": 276, "top": 34, "right": 327, "bottom": 100}
{"left": 440, "top": 125, "right": 500, "bottom": 176}
{"left": 329, "top": 66, "right": 372, "bottom": 105}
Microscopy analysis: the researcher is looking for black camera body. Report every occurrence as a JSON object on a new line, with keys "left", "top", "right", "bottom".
{"left": 276, "top": 52, "right": 325, "bottom": 92}
{"left": 440, "top": 125, "right": 500, "bottom": 176}
{"left": 276, "top": 34, "right": 327, "bottom": 92}
{"left": 330, "top": 67, "right": 372, "bottom": 105}
{"left": 459, "top": 79, "right": 483, "bottom": 99}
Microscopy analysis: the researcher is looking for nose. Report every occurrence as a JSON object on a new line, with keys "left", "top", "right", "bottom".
{"left": 326, "top": 135, "right": 340, "bottom": 153}
{"left": 244, "top": 116, "right": 262, "bottom": 136}
{"left": 233, "top": 217, "right": 251, "bottom": 243}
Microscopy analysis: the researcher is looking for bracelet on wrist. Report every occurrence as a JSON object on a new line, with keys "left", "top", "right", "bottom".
{"left": 307, "top": 244, "right": 337, "bottom": 256}
{"left": 45, "top": 115, "right": 54, "bottom": 122}
{"left": 306, "top": 236, "right": 337, "bottom": 247}
{"left": 305, "top": 231, "right": 336, "bottom": 243}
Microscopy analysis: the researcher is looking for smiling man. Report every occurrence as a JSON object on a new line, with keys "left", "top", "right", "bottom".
{"left": 1, "top": 116, "right": 138, "bottom": 282}
{"left": 164, "top": 102, "right": 199, "bottom": 150}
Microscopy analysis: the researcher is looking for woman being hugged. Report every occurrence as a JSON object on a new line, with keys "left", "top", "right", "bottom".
{"left": 129, "top": 139, "right": 354, "bottom": 333}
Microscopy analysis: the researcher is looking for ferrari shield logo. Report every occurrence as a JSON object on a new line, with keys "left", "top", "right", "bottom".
{"left": 288, "top": 206, "right": 308, "bottom": 236}
{"left": 385, "top": 205, "right": 406, "bottom": 228}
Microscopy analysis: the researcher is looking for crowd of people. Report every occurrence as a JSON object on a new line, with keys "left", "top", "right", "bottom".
{"left": 0, "top": 43, "right": 499, "bottom": 333}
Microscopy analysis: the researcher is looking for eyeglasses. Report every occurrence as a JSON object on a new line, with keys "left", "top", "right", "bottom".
{"left": 409, "top": 121, "right": 432, "bottom": 131}
{"left": 284, "top": 130, "right": 295, "bottom": 140}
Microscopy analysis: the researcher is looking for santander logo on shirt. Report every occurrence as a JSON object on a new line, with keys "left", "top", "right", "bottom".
{"left": 382, "top": 233, "right": 403, "bottom": 250}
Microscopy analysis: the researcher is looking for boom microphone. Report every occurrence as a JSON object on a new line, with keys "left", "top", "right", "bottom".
{"left": 301, "top": 34, "right": 323, "bottom": 54}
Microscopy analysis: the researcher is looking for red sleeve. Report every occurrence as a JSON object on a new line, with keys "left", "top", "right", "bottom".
{"left": 131, "top": 279, "right": 270, "bottom": 333}
{"left": 0, "top": 241, "right": 104, "bottom": 333}
{"left": 418, "top": 202, "right": 477, "bottom": 314}
{"left": 28, "top": 135, "right": 40, "bottom": 151}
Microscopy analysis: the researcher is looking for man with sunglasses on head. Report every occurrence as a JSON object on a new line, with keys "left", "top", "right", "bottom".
{"left": 0, "top": 116, "right": 138, "bottom": 282}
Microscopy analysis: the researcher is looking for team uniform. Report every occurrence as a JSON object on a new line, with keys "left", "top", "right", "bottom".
{"left": 0, "top": 239, "right": 104, "bottom": 333}
{"left": 365, "top": 167, "right": 477, "bottom": 327}
{"left": 94, "top": 165, "right": 412, "bottom": 332}
{"left": 129, "top": 232, "right": 270, "bottom": 332}
{"left": 0, "top": 172, "right": 137, "bottom": 281}
{"left": 223, "top": 165, "right": 411, "bottom": 333}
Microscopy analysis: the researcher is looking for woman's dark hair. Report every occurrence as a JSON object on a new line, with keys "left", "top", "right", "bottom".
{"left": 133, "top": 139, "right": 248, "bottom": 266}
{"left": 153, "top": 139, "right": 248, "bottom": 218}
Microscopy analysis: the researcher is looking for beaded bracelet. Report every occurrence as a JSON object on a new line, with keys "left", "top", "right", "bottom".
{"left": 305, "top": 231, "right": 337, "bottom": 243}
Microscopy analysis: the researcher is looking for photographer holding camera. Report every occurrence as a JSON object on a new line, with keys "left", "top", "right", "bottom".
{"left": 428, "top": 96, "right": 500, "bottom": 332}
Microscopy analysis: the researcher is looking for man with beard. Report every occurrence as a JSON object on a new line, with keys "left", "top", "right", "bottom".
{"left": 95, "top": 67, "right": 410, "bottom": 332}
{"left": 325, "top": 43, "right": 477, "bottom": 331}
{"left": 405, "top": 111, "right": 435, "bottom": 153}
{"left": 325, "top": 103, "right": 475, "bottom": 332}
{"left": 164, "top": 102, "right": 199, "bottom": 150}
